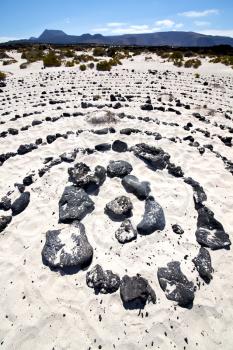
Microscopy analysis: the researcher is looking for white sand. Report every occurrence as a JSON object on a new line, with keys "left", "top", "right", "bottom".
{"left": 0, "top": 52, "right": 233, "bottom": 350}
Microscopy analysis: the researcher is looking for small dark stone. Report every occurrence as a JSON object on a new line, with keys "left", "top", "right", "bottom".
{"left": 0, "top": 196, "right": 11, "bottom": 211}
{"left": 112, "top": 140, "right": 128, "bottom": 153}
{"left": 0, "top": 215, "right": 12, "bottom": 233}
{"left": 95, "top": 143, "right": 111, "bottom": 152}
{"left": 172, "top": 224, "right": 184, "bottom": 235}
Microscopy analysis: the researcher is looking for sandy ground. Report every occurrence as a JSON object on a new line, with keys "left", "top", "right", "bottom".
{"left": 0, "top": 51, "right": 233, "bottom": 350}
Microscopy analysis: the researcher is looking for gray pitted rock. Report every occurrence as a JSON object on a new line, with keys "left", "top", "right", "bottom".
{"left": 86, "top": 264, "right": 120, "bottom": 294}
{"left": 137, "top": 196, "right": 165, "bottom": 235}
{"left": 0, "top": 215, "right": 12, "bottom": 233}
{"left": 59, "top": 186, "right": 94, "bottom": 223}
{"left": 115, "top": 219, "right": 137, "bottom": 243}
{"left": 68, "top": 162, "right": 106, "bottom": 190}
{"left": 131, "top": 143, "right": 170, "bottom": 170}
{"left": 107, "top": 160, "right": 133, "bottom": 178}
{"left": 42, "top": 221, "right": 93, "bottom": 270}
{"left": 11, "top": 191, "right": 30, "bottom": 216}
{"left": 105, "top": 196, "right": 133, "bottom": 220}
{"left": 120, "top": 275, "right": 156, "bottom": 309}
{"left": 122, "top": 175, "right": 150, "bottom": 200}
{"left": 195, "top": 206, "right": 231, "bottom": 250}
{"left": 157, "top": 261, "right": 195, "bottom": 308}
{"left": 192, "top": 247, "right": 213, "bottom": 283}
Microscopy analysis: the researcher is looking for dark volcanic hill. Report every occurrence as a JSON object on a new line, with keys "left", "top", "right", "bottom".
{"left": 3, "top": 29, "right": 233, "bottom": 47}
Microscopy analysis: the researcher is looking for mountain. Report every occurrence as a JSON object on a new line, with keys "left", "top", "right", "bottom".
{"left": 3, "top": 29, "right": 233, "bottom": 47}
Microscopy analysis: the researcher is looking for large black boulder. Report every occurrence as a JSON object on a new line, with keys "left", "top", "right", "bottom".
{"left": 195, "top": 206, "right": 231, "bottom": 250}
{"left": 42, "top": 221, "right": 93, "bottom": 271}
{"left": 120, "top": 275, "right": 156, "bottom": 309}
{"left": 137, "top": 196, "right": 165, "bottom": 235}
{"left": 122, "top": 175, "right": 150, "bottom": 200}
{"left": 86, "top": 264, "right": 120, "bottom": 294}
{"left": 157, "top": 261, "right": 195, "bottom": 308}
{"left": 11, "top": 192, "right": 30, "bottom": 216}
{"left": 59, "top": 186, "right": 94, "bottom": 223}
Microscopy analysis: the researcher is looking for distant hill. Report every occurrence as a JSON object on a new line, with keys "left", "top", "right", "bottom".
{"left": 2, "top": 29, "right": 233, "bottom": 47}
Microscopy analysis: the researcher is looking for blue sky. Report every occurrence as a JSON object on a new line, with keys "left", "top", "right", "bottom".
{"left": 1, "top": 0, "right": 233, "bottom": 42}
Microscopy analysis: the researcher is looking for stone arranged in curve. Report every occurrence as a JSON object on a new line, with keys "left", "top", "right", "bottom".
{"left": 157, "top": 261, "right": 195, "bottom": 308}
{"left": 195, "top": 206, "right": 231, "bottom": 250}
{"left": 137, "top": 196, "right": 165, "bottom": 235}
{"left": 105, "top": 196, "right": 133, "bottom": 221}
{"left": 115, "top": 219, "right": 137, "bottom": 244}
{"left": 86, "top": 264, "right": 120, "bottom": 294}
{"left": 59, "top": 186, "right": 94, "bottom": 223}
{"left": 122, "top": 174, "right": 150, "bottom": 200}
{"left": 107, "top": 160, "right": 133, "bottom": 178}
{"left": 192, "top": 247, "right": 213, "bottom": 283}
{"left": 42, "top": 221, "right": 93, "bottom": 270}
{"left": 120, "top": 275, "right": 156, "bottom": 309}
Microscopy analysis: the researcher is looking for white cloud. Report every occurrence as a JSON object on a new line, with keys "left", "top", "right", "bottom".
{"left": 0, "top": 36, "right": 19, "bottom": 43}
{"left": 175, "top": 23, "right": 184, "bottom": 29}
{"left": 180, "top": 9, "right": 219, "bottom": 18}
{"left": 200, "top": 29, "right": 233, "bottom": 38}
{"left": 107, "top": 22, "right": 127, "bottom": 27}
{"left": 194, "top": 21, "right": 210, "bottom": 27}
{"left": 91, "top": 27, "right": 109, "bottom": 33}
{"left": 91, "top": 19, "right": 184, "bottom": 35}
{"left": 155, "top": 19, "right": 174, "bottom": 28}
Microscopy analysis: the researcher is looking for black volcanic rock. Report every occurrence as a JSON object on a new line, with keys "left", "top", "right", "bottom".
{"left": 68, "top": 163, "right": 106, "bottom": 190}
{"left": 131, "top": 143, "right": 170, "bottom": 170}
{"left": 11, "top": 192, "right": 30, "bottom": 216}
{"left": 115, "top": 219, "right": 137, "bottom": 244}
{"left": 120, "top": 275, "right": 156, "bottom": 309}
{"left": 137, "top": 196, "right": 165, "bottom": 235}
{"left": 0, "top": 215, "right": 12, "bottom": 233}
{"left": 192, "top": 247, "right": 213, "bottom": 283}
{"left": 107, "top": 160, "right": 132, "bottom": 178}
{"left": 122, "top": 175, "right": 150, "bottom": 200}
{"left": 195, "top": 206, "right": 231, "bottom": 250}
{"left": 86, "top": 264, "right": 120, "bottom": 294}
{"left": 59, "top": 186, "right": 94, "bottom": 223}
{"left": 105, "top": 196, "right": 133, "bottom": 220}
{"left": 42, "top": 221, "right": 93, "bottom": 270}
{"left": 157, "top": 261, "right": 195, "bottom": 308}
